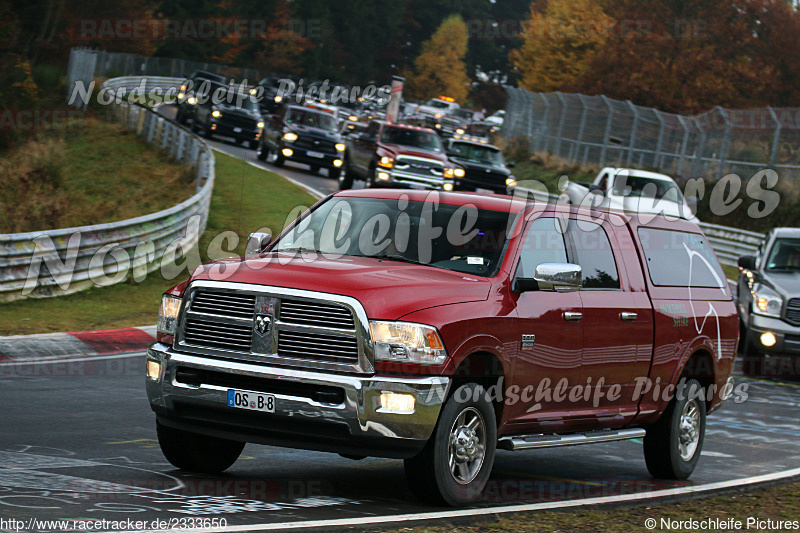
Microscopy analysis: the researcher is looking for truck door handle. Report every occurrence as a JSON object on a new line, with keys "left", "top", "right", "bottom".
{"left": 621, "top": 312, "right": 638, "bottom": 321}
{"left": 563, "top": 312, "right": 583, "bottom": 321}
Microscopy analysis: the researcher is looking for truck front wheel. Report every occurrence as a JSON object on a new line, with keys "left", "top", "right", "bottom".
{"left": 157, "top": 422, "right": 244, "bottom": 474}
{"left": 404, "top": 383, "right": 496, "bottom": 506}
{"left": 643, "top": 378, "right": 706, "bottom": 479}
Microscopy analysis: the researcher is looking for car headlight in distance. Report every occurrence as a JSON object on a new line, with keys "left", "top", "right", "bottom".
{"left": 283, "top": 132, "right": 298, "bottom": 142}
{"left": 158, "top": 295, "right": 182, "bottom": 337}
{"left": 211, "top": 110, "right": 222, "bottom": 118}
{"left": 378, "top": 156, "right": 394, "bottom": 168}
{"left": 274, "top": 95, "right": 283, "bottom": 103}
{"left": 454, "top": 167, "right": 465, "bottom": 178}
{"left": 370, "top": 321, "right": 447, "bottom": 365}
{"left": 349, "top": 115, "right": 358, "bottom": 122}
{"left": 257, "top": 121, "right": 265, "bottom": 129}
{"left": 755, "top": 290, "right": 783, "bottom": 318}
{"left": 506, "top": 177, "right": 518, "bottom": 187}
{"left": 335, "top": 143, "right": 346, "bottom": 152}
{"left": 187, "top": 96, "right": 197, "bottom": 105}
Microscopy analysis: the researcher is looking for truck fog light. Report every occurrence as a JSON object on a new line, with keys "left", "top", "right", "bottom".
{"left": 211, "top": 123, "right": 217, "bottom": 130}
{"left": 506, "top": 178, "right": 517, "bottom": 187}
{"left": 146, "top": 359, "right": 162, "bottom": 381}
{"left": 333, "top": 159, "right": 343, "bottom": 167}
{"left": 380, "top": 392, "right": 415, "bottom": 413}
{"left": 760, "top": 332, "right": 777, "bottom": 347}
{"left": 282, "top": 148, "right": 293, "bottom": 157}
{"left": 377, "top": 171, "right": 390, "bottom": 181}
{"left": 443, "top": 183, "right": 454, "bottom": 191}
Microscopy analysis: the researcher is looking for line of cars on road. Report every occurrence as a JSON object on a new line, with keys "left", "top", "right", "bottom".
{"left": 172, "top": 71, "right": 515, "bottom": 195}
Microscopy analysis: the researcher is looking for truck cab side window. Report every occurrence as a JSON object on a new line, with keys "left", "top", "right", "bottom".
{"left": 567, "top": 221, "right": 620, "bottom": 289}
{"left": 517, "top": 217, "right": 568, "bottom": 278}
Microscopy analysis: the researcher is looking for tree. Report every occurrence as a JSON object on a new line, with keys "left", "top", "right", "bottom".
{"left": 510, "top": 0, "right": 612, "bottom": 93}
{"left": 405, "top": 14, "right": 469, "bottom": 101}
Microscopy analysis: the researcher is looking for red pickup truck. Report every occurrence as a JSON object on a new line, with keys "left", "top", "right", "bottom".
{"left": 147, "top": 190, "right": 737, "bottom": 505}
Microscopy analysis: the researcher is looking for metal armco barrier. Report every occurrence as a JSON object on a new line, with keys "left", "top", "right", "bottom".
{"left": 0, "top": 76, "right": 214, "bottom": 302}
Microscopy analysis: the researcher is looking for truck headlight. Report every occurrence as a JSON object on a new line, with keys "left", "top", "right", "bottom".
{"left": 187, "top": 96, "right": 197, "bottom": 105}
{"left": 257, "top": 121, "right": 265, "bottom": 129}
{"left": 335, "top": 143, "right": 346, "bottom": 152}
{"left": 378, "top": 156, "right": 394, "bottom": 168}
{"left": 274, "top": 95, "right": 283, "bottom": 103}
{"left": 454, "top": 167, "right": 465, "bottom": 178}
{"left": 370, "top": 321, "right": 447, "bottom": 365}
{"left": 158, "top": 294, "right": 182, "bottom": 336}
{"left": 283, "top": 132, "right": 298, "bottom": 142}
{"left": 443, "top": 167, "right": 455, "bottom": 178}
{"left": 754, "top": 287, "right": 782, "bottom": 318}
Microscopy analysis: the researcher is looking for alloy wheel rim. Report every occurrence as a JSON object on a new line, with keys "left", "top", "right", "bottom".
{"left": 678, "top": 399, "right": 701, "bottom": 461}
{"left": 448, "top": 407, "right": 486, "bottom": 485}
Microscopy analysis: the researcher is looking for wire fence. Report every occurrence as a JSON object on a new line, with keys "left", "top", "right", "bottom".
{"left": 67, "top": 48, "right": 262, "bottom": 108}
{"left": 502, "top": 87, "right": 800, "bottom": 182}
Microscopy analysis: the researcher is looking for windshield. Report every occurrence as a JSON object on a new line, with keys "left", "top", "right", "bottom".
{"left": 449, "top": 142, "right": 505, "bottom": 166}
{"left": 612, "top": 175, "right": 684, "bottom": 202}
{"left": 381, "top": 126, "right": 442, "bottom": 151}
{"left": 285, "top": 108, "right": 338, "bottom": 131}
{"left": 766, "top": 238, "right": 800, "bottom": 270}
{"left": 272, "top": 197, "right": 512, "bottom": 277}
{"left": 425, "top": 99, "right": 451, "bottom": 109}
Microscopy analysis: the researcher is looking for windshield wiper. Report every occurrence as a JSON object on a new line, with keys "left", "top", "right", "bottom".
{"left": 276, "top": 246, "right": 323, "bottom": 254}
{"left": 371, "top": 253, "right": 430, "bottom": 266}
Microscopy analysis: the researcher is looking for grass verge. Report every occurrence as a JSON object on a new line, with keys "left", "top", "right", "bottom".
{"left": 0, "top": 116, "right": 195, "bottom": 233}
{"left": 380, "top": 480, "right": 800, "bottom": 532}
{"left": 0, "top": 150, "right": 316, "bottom": 335}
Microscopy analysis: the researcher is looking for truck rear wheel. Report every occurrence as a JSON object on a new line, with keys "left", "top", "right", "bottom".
{"left": 157, "top": 421, "right": 244, "bottom": 474}
{"left": 643, "top": 378, "right": 706, "bottom": 479}
{"left": 404, "top": 383, "right": 496, "bottom": 506}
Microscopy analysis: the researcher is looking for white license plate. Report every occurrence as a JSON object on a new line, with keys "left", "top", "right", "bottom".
{"left": 227, "top": 389, "right": 275, "bottom": 412}
{"left": 233, "top": 127, "right": 242, "bottom": 133}
{"left": 306, "top": 150, "right": 324, "bottom": 158}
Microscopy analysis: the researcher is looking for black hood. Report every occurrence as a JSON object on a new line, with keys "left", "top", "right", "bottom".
{"left": 286, "top": 125, "right": 342, "bottom": 142}
{"left": 449, "top": 156, "right": 510, "bottom": 175}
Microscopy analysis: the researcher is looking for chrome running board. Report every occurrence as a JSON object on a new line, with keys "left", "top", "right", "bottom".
{"left": 498, "top": 428, "right": 646, "bottom": 451}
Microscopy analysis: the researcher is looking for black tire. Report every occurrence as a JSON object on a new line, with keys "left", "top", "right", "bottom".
{"left": 274, "top": 151, "right": 285, "bottom": 167}
{"left": 157, "top": 422, "right": 244, "bottom": 474}
{"left": 643, "top": 378, "right": 706, "bottom": 480}
{"left": 256, "top": 142, "right": 268, "bottom": 161}
{"left": 328, "top": 166, "right": 341, "bottom": 180}
{"left": 365, "top": 164, "right": 377, "bottom": 188}
{"left": 404, "top": 383, "right": 496, "bottom": 506}
{"left": 740, "top": 317, "right": 765, "bottom": 376}
{"left": 339, "top": 158, "right": 354, "bottom": 190}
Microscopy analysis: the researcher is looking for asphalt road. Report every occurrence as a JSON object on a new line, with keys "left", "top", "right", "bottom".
{"left": 1, "top": 354, "right": 798, "bottom": 531}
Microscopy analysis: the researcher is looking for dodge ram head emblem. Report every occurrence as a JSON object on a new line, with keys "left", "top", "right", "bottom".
{"left": 254, "top": 315, "right": 272, "bottom": 335}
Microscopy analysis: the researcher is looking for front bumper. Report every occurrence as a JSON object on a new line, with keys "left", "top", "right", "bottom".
{"left": 211, "top": 120, "right": 260, "bottom": 142}
{"left": 146, "top": 343, "right": 450, "bottom": 458}
{"left": 374, "top": 168, "right": 453, "bottom": 191}
{"left": 282, "top": 142, "right": 342, "bottom": 168}
{"left": 749, "top": 314, "right": 800, "bottom": 355}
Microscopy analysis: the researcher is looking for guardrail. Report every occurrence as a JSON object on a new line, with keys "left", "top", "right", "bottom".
{"left": 513, "top": 185, "right": 762, "bottom": 269}
{"left": 0, "top": 76, "right": 214, "bottom": 302}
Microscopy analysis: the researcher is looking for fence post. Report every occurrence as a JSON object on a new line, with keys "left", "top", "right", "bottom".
{"left": 677, "top": 116, "right": 691, "bottom": 178}
{"left": 768, "top": 107, "right": 782, "bottom": 168}
{"left": 654, "top": 111, "right": 666, "bottom": 170}
{"left": 574, "top": 95, "right": 588, "bottom": 164}
{"left": 599, "top": 96, "right": 614, "bottom": 167}
{"left": 537, "top": 93, "right": 550, "bottom": 153}
{"left": 626, "top": 100, "right": 639, "bottom": 167}
{"left": 553, "top": 92, "right": 567, "bottom": 157}
{"left": 715, "top": 107, "right": 732, "bottom": 180}
{"left": 691, "top": 117, "right": 707, "bottom": 179}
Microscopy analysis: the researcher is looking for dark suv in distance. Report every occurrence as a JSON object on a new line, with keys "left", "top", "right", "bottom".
{"left": 445, "top": 135, "right": 517, "bottom": 195}
{"left": 191, "top": 82, "right": 265, "bottom": 148}
{"left": 737, "top": 227, "right": 800, "bottom": 373}
{"left": 175, "top": 70, "right": 228, "bottom": 125}
{"left": 257, "top": 104, "right": 345, "bottom": 179}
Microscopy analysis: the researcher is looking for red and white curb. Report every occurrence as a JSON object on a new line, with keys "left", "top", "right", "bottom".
{"left": 0, "top": 326, "right": 156, "bottom": 364}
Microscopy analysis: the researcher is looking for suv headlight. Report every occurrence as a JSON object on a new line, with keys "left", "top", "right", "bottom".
{"left": 454, "top": 167, "right": 465, "bottom": 178}
{"left": 378, "top": 156, "right": 394, "bottom": 168}
{"left": 754, "top": 287, "right": 783, "bottom": 318}
{"left": 211, "top": 109, "right": 222, "bottom": 118}
{"left": 370, "top": 321, "right": 447, "bottom": 365}
{"left": 335, "top": 143, "right": 346, "bottom": 152}
{"left": 158, "top": 294, "right": 182, "bottom": 336}
{"left": 283, "top": 132, "right": 298, "bottom": 142}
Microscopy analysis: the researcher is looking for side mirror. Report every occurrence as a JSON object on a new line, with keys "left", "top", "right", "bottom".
{"left": 246, "top": 232, "right": 272, "bottom": 256}
{"left": 507, "top": 161, "right": 516, "bottom": 168}
{"left": 738, "top": 255, "right": 757, "bottom": 270}
{"left": 513, "top": 263, "right": 582, "bottom": 293}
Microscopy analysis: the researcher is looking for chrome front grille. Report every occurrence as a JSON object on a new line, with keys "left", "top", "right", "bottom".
{"left": 280, "top": 299, "right": 355, "bottom": 329}
{"left": 278, "top": 330, "right": 359, "bottom": 364}
{"left": 183, "top": 317, "right": 253, "bottom": 352}
{"left": 177, "top": 283, "right": 372, "bottom": 373}
{"left": 395, "top": 156, "right": 443, "bottom": 176}
{"left": 190, "top": 291, "right": 255, "bottom": 318}
{"left": 786, "top": 298, "right": 800, "bottom": 326}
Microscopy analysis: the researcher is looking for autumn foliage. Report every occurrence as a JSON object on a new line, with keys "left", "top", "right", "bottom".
{"left": 405, "top": 15, "right": 470, "bottom": 102}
